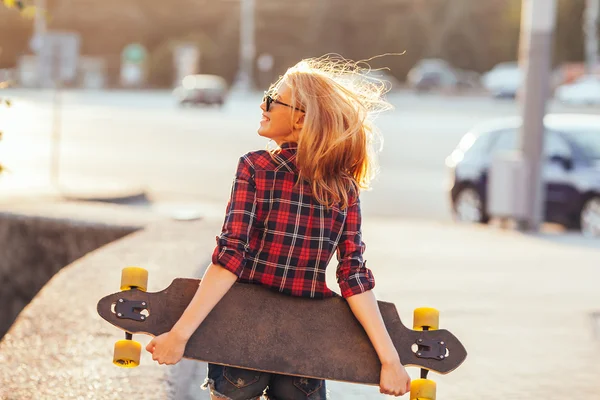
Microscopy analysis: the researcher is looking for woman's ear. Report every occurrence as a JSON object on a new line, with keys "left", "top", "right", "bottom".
{"left": 294, "top": 113, "right": 305, "bottom": 130}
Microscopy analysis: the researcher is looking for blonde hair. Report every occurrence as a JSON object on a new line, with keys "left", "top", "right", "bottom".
{"left": 268, "top": 55, "right": 393, "bottom": 209}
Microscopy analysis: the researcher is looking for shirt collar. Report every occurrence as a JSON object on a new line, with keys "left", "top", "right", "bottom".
{"left": 280, "top": 142, "right": 298, "bottom": 150}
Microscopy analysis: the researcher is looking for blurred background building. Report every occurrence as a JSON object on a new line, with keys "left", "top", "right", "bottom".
{"left": 0, "top": 0, "right": 597, "bottom": 90}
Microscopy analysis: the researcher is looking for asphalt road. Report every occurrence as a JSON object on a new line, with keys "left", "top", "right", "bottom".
{"left": 1, "top": 89, "right": 598, "bottom": 221}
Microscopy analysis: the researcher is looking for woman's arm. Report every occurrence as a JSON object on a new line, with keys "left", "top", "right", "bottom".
{"left": 346, "top": 290, "right": 411, "bottom": 396}
{"left": 171, "top": 262, "right": 238, "bottom": 340}
{"left": 345, "top": 290, "right": 399, "bottom": 364}
{"left": 145, "top": 263, "right": 237, "bottom": 364}
{"left": 335, "top": 193, "right": 410, "bottom": 396}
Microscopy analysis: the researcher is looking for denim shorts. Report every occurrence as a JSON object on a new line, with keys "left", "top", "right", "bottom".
{"left": 202, "top": 363, "right": 328, "bottom": 400}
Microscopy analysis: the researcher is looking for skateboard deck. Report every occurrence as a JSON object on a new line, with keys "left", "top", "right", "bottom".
{"left": 98, "top": 278, "right": 467, "bottom": 385}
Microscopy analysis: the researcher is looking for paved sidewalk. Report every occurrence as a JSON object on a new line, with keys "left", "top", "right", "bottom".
{"left": 0, "top": 204, "right": 599, "bottom": 399}
{"left": 328, "top": 219, "right": 600, "bottom": 399}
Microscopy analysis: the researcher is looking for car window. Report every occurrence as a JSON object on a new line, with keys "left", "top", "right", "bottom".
{"left": 544, "top": 132, "right": 572, "bottom": 158}
{"left": 489, "top": 129, "right": 572, "bottom": 158}
{"left": 458, "top": 130, "right": 496, "bottom": 158}
{"left": 561, "top": 128, "right": 600, "bottom": 160}
{"left": 489, "top": 129, "right": 518, "bottom": 154}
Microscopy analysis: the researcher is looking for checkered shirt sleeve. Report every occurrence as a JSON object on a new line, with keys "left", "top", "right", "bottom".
{"left": 212, "top": 156, "right": 257, "bottom": 277}
{"left": 336, "top": 198, "right": 375, "bottom": 298}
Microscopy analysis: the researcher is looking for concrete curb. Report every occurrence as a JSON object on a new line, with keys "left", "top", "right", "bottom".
{"left": 0, "top": 173, "right": 149, "bottom": 206}
{"left": 60, "top": 190, "right": 150, "bottom": 205}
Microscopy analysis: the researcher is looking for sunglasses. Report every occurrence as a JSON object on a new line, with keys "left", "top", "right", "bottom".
{"left": 263, "top": 92, "right": 305, "bottom": 113}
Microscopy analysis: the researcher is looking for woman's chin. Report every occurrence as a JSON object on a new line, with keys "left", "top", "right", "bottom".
{"left": 257, "top": 126, "right": 270, "bottom": 138}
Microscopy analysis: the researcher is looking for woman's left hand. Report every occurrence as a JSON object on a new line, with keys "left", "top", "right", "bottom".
{"left": 145, "top": 331, "right": 187, "bottom": 365}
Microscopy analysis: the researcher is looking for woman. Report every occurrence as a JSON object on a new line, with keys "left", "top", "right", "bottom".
{"left": 146, "top": 56, "right": 411, "bottom": 399}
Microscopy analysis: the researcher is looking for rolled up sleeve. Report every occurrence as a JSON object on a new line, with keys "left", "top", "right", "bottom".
{"left": 336, "top": 198, "right": 375, "bottom": 298}
{"left": 212, "top": 156, "right": 257, "bottom": 277}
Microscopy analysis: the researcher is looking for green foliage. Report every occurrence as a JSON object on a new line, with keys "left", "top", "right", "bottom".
{"left": 251, "top": 0, "right": 587, "bottom": 81}
{"left": 2, "top": 0, "right": 37, "bottom": 19}
{"left": 554, "top": 0, "right": 586, "bottom": 64}
{"left": 0, "top": 0, "right": 592, "bottom": 84}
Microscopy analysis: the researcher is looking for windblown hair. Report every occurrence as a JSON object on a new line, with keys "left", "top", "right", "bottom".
{"left": 267, "top": 55, "right": 393, "bottom": 209}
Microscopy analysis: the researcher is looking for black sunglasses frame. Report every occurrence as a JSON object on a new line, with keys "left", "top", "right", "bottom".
{"left": 263, "top": 92, "right": 305, "bottom": 113}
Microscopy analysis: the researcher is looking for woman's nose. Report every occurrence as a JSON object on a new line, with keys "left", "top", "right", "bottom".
{"left": 260, "top": 101, "right": 266, "bottom": 111}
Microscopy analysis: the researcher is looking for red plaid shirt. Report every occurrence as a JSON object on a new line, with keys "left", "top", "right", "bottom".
{"left": 212, "top": 143, "right": 375, "bottom": 299}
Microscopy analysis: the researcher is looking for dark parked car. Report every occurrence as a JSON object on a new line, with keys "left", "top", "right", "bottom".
{"left": 446, "top": 114, "right": 600, "bottom": 236}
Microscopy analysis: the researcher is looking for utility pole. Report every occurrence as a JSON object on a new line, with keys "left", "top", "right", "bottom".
{"left": 33, "top": 0, "right": 47, "bottom": 87}
{"left": 516, "top": 0, "right": 557, "bottom": 232}
{"left": 584, "top": 0, "right": 600, "bottom": 74}
{"left": 233, "top": 0, "right": 255, "bottom": 92}
{"left": 33, "top": 0, "right": 46, "bottom": 36}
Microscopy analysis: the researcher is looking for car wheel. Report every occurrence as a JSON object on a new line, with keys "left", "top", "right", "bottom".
{"left": 580, "top": 196, "right": 600, "bottom": 237}
{"left": 453, "top": 187, "right": 487, "bottom": 224}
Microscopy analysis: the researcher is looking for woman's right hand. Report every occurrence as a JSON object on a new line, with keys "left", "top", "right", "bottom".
{"left": 379, "top": 359, "right": 411, "bottom": 397}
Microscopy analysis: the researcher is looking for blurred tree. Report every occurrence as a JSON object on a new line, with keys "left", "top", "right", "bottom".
{"left": 347, "top": 0, "right": 584, "bottom": 77}
{"left": 554, "top": 0, "right": 586, "bottom": 64}
{"left": 0, "top": 0, "right": 592, "bottom": 86}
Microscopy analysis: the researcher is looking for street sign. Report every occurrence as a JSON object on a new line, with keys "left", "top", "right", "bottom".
{"left": 122, "top": 43, "right": 147, "bottom": 64}
{"left": 120, "top": 43, "right": 148, "bottom": 87}
{"left": 37, "top": 31, "right": 81, "bottom": 85}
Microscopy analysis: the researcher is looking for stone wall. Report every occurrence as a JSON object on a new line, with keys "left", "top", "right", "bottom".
{"left": 0, "top": 212, "right": 139, "bottom": 338}
{"left": 0, "top": 217, "right": 216, "bottom": 400}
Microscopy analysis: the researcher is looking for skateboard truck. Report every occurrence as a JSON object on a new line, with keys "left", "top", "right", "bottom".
{"left": 414, "top": 337, "right": 447, "bottom": 360}
{"left": 413, "top": 321, "right": 446, "bottom": 383}
{"left": 115, "top": 298, "right": 148, "bottom": 322}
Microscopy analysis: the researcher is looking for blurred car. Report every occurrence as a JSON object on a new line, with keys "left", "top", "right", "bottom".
{"left": 407, "top": 58, "right": 480, "bottom": 92}
{"left": 481, "top": 62, "right": 522, "bottom": 98}
{"left": 406, "top": 59, "right": 458, "bottom": 92}
{"left": 173, "top": 74, "right": 228, "bottom": 107}
{"left": 455, "top": 69, "right": 482, "bottom": 89}
{"left": 446, "top": 114, "right": 600, "bottom": 236}
{"left": 555, "top": 75, "right": 600, "bottom": 105}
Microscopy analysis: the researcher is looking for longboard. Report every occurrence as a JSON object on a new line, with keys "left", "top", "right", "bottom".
{"left": 97, "top": 277, "right": 467, "bottom": 385}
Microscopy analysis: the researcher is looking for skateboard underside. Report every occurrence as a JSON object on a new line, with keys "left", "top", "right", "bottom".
{"left": 98, "top": 279, "right": 466, "bottom": 384}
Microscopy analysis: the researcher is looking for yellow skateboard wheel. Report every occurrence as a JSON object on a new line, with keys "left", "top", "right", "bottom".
{"left": 113, "top": 339, "right": 142, "bottom": 368}
{"left": 413, "top": 307, "right": 439, "bottom": 330}
{"left": 410, "top": 378, "right": 436, "bottom": 400}
{"left": 120, "top": 267, "right": 148, "bottom": 291}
